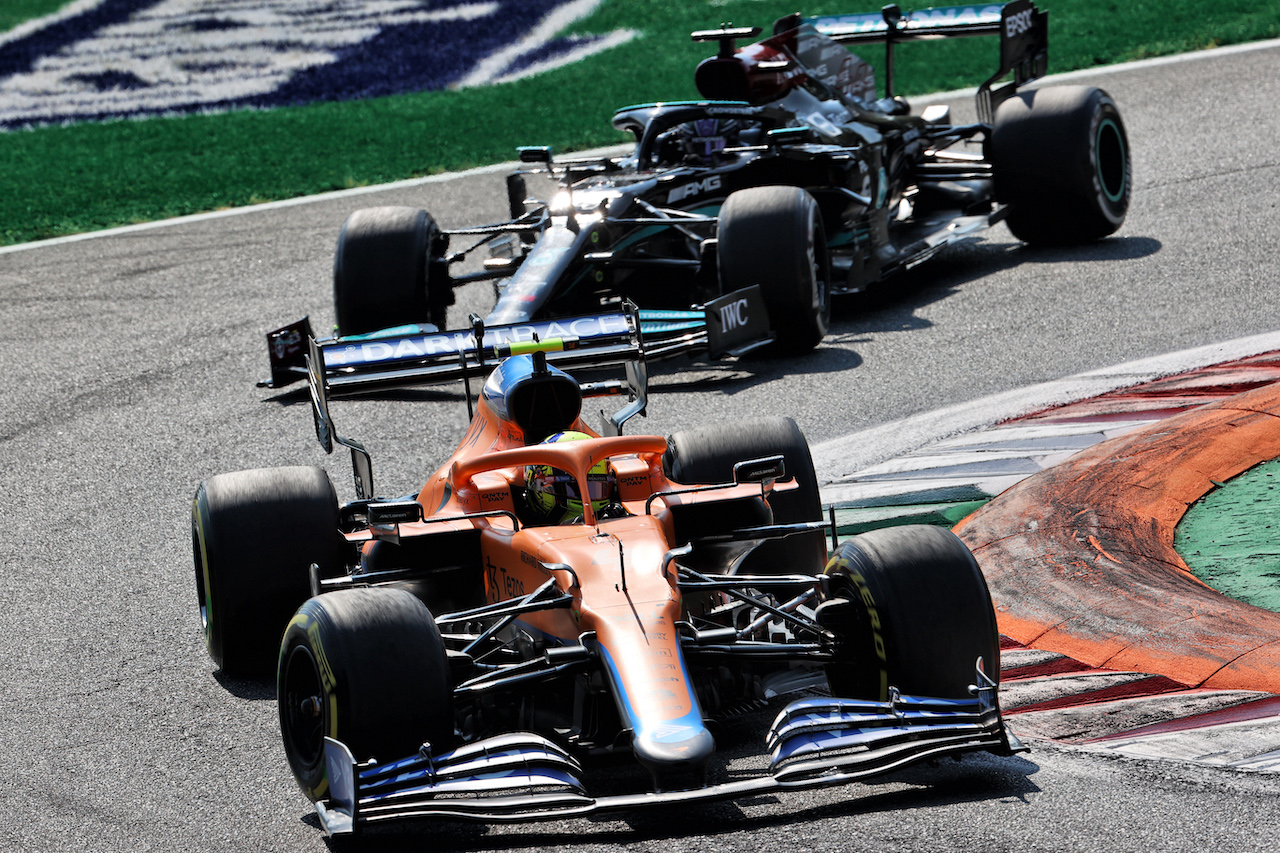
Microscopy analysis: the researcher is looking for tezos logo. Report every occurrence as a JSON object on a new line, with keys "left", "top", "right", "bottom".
{"left": 667, "top": 175, "right": 722, "bottom": 204}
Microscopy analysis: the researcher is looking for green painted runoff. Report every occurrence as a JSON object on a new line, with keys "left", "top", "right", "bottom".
{"left": 1176, "top": 458, "right": 1280, "bottom": 613}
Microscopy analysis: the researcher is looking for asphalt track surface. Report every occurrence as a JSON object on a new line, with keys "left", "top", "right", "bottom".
{"left": 3, "top": 43, "right": 1280, "bottom": 852}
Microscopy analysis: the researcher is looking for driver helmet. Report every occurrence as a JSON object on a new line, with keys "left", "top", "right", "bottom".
{"left": 524, "top": 431, "right": 615, "bottom": 523}
{"left": 659, "top": 118, "right": 747, "bottom": 166}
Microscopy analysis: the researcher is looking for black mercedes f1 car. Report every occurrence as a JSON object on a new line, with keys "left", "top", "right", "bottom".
{"left": 263, "top": 0, "right": 1129, "bottom": 394}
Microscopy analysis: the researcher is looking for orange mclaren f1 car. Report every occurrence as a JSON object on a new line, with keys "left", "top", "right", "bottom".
{"left": 192, "top": 309, "right": 1021, "bottom": 837}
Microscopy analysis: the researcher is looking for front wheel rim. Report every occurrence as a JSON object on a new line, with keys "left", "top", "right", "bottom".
{"left": 282, "top": 644, "right": 326, "bottom": 769}
{"left": 808, "top": 209, "right": 830, "bottom": 323}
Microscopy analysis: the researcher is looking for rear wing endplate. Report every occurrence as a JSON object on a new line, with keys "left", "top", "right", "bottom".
{"left": 808, "top": 1, "right": 1047, "bottom": 117}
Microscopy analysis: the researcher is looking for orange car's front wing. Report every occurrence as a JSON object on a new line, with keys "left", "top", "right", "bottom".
{"left": 314, "top": 670, "right": 1022, "bottom": 836}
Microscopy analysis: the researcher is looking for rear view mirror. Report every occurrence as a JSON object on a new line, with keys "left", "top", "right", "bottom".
{"left": 367, "top": 500, "right": 423, "bottom": 526}
{"left": 306, "top": 335, "right": 375, "bottom": 500}
{"left": 734, "top": 455, "right": 785, "bottom": 485}
{"left": 306, "top": 335, "right": 335, "bottom": 455}
{"left": 518, "top": 146, "right": 553, "bottom": 164}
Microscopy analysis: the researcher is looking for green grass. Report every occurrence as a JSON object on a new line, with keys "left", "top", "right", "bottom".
{"left": 0, "top": 0, "right": 71, "bottom": 33}
{"left": 2, "top": 0, "right": 1279, "bottom": 246}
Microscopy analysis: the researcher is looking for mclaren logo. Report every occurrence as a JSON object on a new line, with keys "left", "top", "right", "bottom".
{"left": 667, "top": 175, "right": 722, "bottom": 204}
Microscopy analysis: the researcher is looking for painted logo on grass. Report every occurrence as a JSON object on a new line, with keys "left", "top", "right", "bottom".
{"left": 0, "top": 0, "right": 635, "bottom": 129}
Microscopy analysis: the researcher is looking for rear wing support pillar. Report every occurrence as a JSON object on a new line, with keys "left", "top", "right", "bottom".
{"left": 976, "top": 1, "right": 1049, "bottom": 124}
{"left": 881, "top": 5, "right": 904, "bottom": 99}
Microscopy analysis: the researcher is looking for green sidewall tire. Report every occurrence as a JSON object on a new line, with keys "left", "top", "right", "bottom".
{"left": 278, "top": 588, "right": 454, "bottom": 801}
{"left": 990, "top": 85, "right": 1131, "bottom": 244}
{"left": 191, "top": 466, "right": 341, "bottom": 678}
{"left": 663, "top": 416, "right": 828, "bottom": 575}
{"left": 333, "top": 206, "right": 440, "bottom": 335}
{"left": 717, "top": 185, "right": 831, "bottom": 355}
{"left": 821, "top": 525, "right": 999, "bottom": 701}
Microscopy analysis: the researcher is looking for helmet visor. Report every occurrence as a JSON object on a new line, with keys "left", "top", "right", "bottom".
{"left": 536, "top": 471, "right": 612, "bottom": 502}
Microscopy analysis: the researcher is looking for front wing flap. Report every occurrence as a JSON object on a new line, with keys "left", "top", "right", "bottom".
{"left": 318, "top": 733, "right": 592, "bottom": 834}
{"left": 314, "top": 665, "right": 1021, "bottom": 835}
{"left": 767, "top": 680, "right": 1020, "bottom": 784}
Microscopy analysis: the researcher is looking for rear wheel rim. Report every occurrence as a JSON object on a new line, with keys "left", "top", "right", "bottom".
{"left": 191, "top": 522, "right": 215, "bottom": 652}
{"left": 1096, "top": 117, "right": 1127, "bottom": 204}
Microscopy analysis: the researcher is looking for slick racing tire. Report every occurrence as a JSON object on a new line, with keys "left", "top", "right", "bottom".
{"left": 333, "top": 206, "right": 447, "bottom": 335}
{"left": 191, "top": 466, "right": 343, "bottom": 678}
{"left": 818, "top": 525, "right": 999, "bottom": 701}
{"left": 717, "top": 186, "right": 831, "bottom": 355}
{"left": 663, "top": 417, "right": 827, "bottom": 575}
{"left": 989, "top": 85, "right": 1131, "bottom": 244}
{"left": 278, "top": 588, "right": 454, "bottom": 801}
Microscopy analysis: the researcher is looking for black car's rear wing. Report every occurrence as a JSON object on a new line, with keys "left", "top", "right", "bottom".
{"left": 809, "top": 1, "right": 1048, "bottom": 122}
{"left": 265, "top": 310, "right": 640, "bottom": 397}
{"left": 261, "top": 288, "right": 772, "bottom": 398}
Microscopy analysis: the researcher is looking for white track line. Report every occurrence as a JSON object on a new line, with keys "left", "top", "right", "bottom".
{"left": 814, "top": 330, "right": 1280, "bottom": 483}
